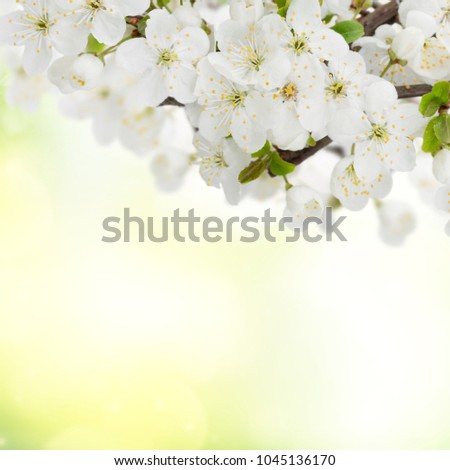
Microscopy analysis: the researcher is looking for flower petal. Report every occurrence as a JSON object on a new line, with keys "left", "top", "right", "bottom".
{"left": 22, "top": 39, "right": 52, "bottom": 75}
{"left": 327, "top": 107, "right": 372, "bottom": 145}
{"left": 92, "top": 9, "right": 126, "bottom": 45}
{"left": 145, "top": 9, "right": 180, "bottom": 49}
{"left": 135, "top": 67, "right": 169, "bottom": 107}
{"left": 116, "top": 38, "right": 154, "bottom": 74}
{"left": 364, "top": 80, "right": 398, "bottom": 121}
{"left": 230, "top": 108, "right": 266, "bottom": 153}
{"left": 174, "top": 26, "right": 210, "bottom": 63}
{"left": 384, "top": 135, "right": 416, "bottom": 172}
{"left": 286, "top": 0, "right": 322, "bottom": 31}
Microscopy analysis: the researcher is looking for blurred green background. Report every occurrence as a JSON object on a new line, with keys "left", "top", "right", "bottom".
{"left": 0, "top": 65, "right": 450, "bottom": 450}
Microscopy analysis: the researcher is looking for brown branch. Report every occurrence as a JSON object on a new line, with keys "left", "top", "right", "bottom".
{"left": 396, "top": 84, "right": 432, "bottom": 98}
{"left": 274, "top": 84, "right": 434, "bottom": 168}
{"left": 159, "top": 97, "right": 183, "bottom": 107}
{"left": 277, "top": 137, "right": 332, "bottom": 165}
{"left": 162, "top": 83, "right": 434, "bottom": 169}
{"left": 154, "top": 1, "right": 432, "bottom": 171}
{"left": 359, "top": 0, "right": 399, "bottom": 36}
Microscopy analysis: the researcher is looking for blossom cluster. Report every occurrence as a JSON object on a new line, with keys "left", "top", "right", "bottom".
{"left": 0, "top": 0, "right": 449, "bottom": 243}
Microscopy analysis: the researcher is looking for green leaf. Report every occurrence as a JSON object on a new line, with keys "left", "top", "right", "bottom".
{"left": 239, "top": 154, "right": 272, "bottom": 184}
{"left": 201, "top": 20, "right": 212, "bottom": 36}
{"left": 331, "top": 20, "right": 364, "bottom": 44}
{"left": 432, "top": 81, "right": 450, "bottom": 104}
{"left": 251, "top": 140, "right": 271, "bottom": 159}
{"left": 137, "top": 17, "right": 149, "bottom": 37}
{"left": 322, "top": 14, "right": 335, "bottom": 24}
{"left": 434, "top": 114, "right": 450, "bottom": 145}
{"left": 277, "top": 6, "right": 288, "bottom": 17}
{"left": 420, "top": 82, "right": 450, "bottom": 117}
{"left": 276, "top": 0, "right": 290, "bottom": 16}
{"left": 86, "top": 35, "right": 104, "bottom": 53}
{"left": 422, "top": 117, "right": 441, "bottom": 154}
{"left": 269, "top": 151, "right": 295, "bottom": 176}
{"left": 419, "top": 93, "right": 443, "bottom": 117}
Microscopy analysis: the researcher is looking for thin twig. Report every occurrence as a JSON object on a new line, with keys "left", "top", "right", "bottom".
{"left": 396, "top": 84, "right": 432, "bottom": 99}
{"left": 277, "top": 138, "right": 332, "bottom": 166}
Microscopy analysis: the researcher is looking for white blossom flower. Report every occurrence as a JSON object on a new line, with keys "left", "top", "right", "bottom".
{"left": 331, "top": 156, "right": 393, "bottom": 211}
{"left": 119, "top": 107, "right": 165, "bottom": 156}
{"left": 208, "top": 14, "right": 291, "bottom": 90}
{"left": 116, "top": 9, "right": 210, "bottom": 106}
{"left": 377, "top": 201, "right": 417, "bottom": 246}
{"left": 1, "top": 0, "right": 449, "bottom": 239}
{"left": 283, "top": 185, "right": 325, "bottom": 229}
{"left": 399, "top": 0, "right": 450, "bottom": 51}
{"left": 259, "top": 54, "right": 326, "bottom": 149}
{"left": 433, "top": 148, "right": 450, "bottom": 185}
{"left": 54, "top": 0, "right": 150, "bottom": 53}
{"left": 60, "top": 59, "right": 164, "bottom": 148}
{"left": 60, "top": 86, "right": 121, "bottom": 146}
{"left": 61, "top": 60, "right": 126, "bottom": 145}
{"left": 324, "top": 51, "right": 368, "bottom": 112}
{"left": 2, "top": 49, "right": 48, "bottom": 111}
{"left": 398, "top": 1, "right": 450, "bottom": 81}
{"left": 354, "top": 24, "right": 424, "bottom": 86}
{"left": 193, "top": 133, "right": 251, "bottom": 204}
{"left": 276, "top": 52, "right": 373, "bottom": 140}
{"left": 328, "top": 80, "right": 426, "bottom": 180}
{"left": 0, "top": 0, "right": 65, "bottom": 75}
{"left": 195, "top": 57, "right": 269, "bottom": 153}
{"left": 391, "top": 27, "right": 425, "bottom": 62}
{"left": 280, "top": 0, "right": 349, "bottom": 64}
{"left": 409, "top": 38, "right": 450, "bottom": 82}
{"left": 48, "top": 54, "right": 104, "bottom": 94}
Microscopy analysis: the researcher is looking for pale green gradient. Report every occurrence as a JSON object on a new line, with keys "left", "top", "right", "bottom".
{"left": 0, "top": 87, "right": 449, "bottom": 450}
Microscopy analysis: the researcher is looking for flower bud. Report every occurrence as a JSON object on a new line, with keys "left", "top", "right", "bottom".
{"left": 391, "top": 27, "right": 424, "bottom": 62}
{"left": 285, "top": 186, "right": 324, "bottom": 224}
{"left": 173, "top": 5, "right": 202, "bottom": 28}
{"left": 48, "top": 54, "right": 103, "bottom": 94}
{"left": 70, "top": 55, "right": 104, "bottom": 90}
{"left": 229, "top": 0, "right": 264, "bottom": 26}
